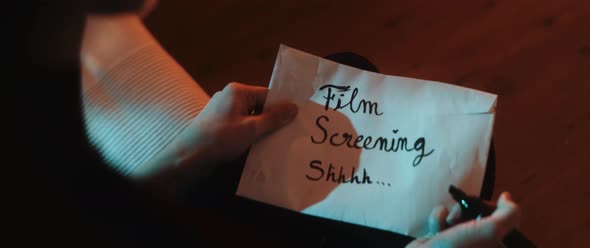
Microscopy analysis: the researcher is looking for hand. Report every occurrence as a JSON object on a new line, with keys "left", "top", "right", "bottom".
{"left": 179, "top": 82, "right": 298, "bottom": 166}
{"left": 144, "top": 82, "right": 298, "bottom": 193}
{"left": 406, "top": 192, "right": 521, "bottom": 248}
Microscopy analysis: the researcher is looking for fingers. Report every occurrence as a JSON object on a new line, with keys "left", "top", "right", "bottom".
{"left": 246, "top": 101, "right": 298, "bottom": 139}
{"left": 244, "top": 85, "right": 269, "bottom": 110}
{"left": 428, "top": 205, "right": 449, "bottom": 235}
{"left": 445, "top": 201, "right": 495, "bottom": 226}
{"left": 404, "top": 237, "right": 429, "bottom": 248}
{"left": 425, "top": 192, "right": 521, "bottom": 248}
{"left": 215, "top": 82, "right": 298, "bottom": 146}
{"left": 408, "top": 193, "right": 520, "bottom": 248}
{"left": 429, "top": 220, "right": 499, "bottom": 248}
{"left": 446, "top": 203, "right": 462, "bottom": 226}
{"left": 490, "top": 192, "right": 521, "bottom": 239}
{"left": 224, "top": 82, "right": 269, "bottom": 112}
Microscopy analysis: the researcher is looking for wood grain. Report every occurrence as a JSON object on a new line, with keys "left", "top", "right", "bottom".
{"left": 145, "top": 1, "right": 590, "bottom": 246}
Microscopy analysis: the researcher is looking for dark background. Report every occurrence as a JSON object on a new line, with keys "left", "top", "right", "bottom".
{"left": 144, "top": 1, "right": 590, "bottom": 247}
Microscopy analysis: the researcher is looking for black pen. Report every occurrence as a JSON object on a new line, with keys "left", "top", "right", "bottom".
{"left": 448, "top": 185, "right": 536, "bottom": 248}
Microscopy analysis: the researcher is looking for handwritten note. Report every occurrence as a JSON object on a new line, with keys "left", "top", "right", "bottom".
{"left": 236, "top": 45, "right": 497, "bottom": 237}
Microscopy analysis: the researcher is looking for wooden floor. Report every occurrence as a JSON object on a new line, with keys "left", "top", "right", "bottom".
{"left": 145, "top": 1, "right": 590, "bottom": 246}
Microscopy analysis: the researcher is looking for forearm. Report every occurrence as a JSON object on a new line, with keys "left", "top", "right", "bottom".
{"left": 81, "top": 14, "right": 158, "bottom": 83}
{"left": 81, "top": 13, "right": 211, "bottom": 179}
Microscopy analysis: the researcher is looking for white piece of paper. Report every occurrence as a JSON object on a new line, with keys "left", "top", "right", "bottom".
{"left": 236, "top": 44, "right": 497, "bottom": 237}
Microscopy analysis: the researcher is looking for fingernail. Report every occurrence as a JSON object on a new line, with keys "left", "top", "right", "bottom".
{"left": 501, "top": 192, "right": 513, "bottom": 202}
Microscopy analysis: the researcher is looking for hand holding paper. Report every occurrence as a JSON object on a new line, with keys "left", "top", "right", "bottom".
{"left": 144, "top": 83, "right": 297, "bottom": 192}
{"left": 237, "top": 45, "right": 497, "bottom": 237}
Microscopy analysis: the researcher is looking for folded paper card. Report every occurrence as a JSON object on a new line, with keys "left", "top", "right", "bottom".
{"left": 236, "top": 44, "right": 497, "bottom": 237}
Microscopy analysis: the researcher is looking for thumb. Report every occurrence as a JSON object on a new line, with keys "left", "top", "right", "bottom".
{"left": 490, "top": 192, "right": 521, "bottom": 238}
{"left": 247, "top": 102, "right": 298, "bottom": 139}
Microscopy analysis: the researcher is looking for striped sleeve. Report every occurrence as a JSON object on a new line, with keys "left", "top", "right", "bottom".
{"left": 81, "top": 43, "right": 210, "bottom": 176}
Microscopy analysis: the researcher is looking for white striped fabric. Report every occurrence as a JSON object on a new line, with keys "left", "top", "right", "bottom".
{"left": 82, "top": 43, "right": 210, "bottom": 176}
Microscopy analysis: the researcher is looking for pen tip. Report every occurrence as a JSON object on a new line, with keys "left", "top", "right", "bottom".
{"left": 449, "top": 184, "right": 458, "bottom": 194}
{"left": 449, "top": 184, "right": 466, "bottom": 202}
